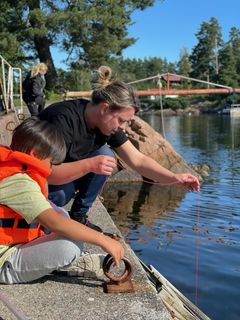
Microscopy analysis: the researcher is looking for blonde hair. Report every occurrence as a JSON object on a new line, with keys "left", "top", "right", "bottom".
{"left": 91, "top": 66, "right": 139, "bottom": 113}
{"left": 31, "top": 63, "right": 48, "bottom": 78}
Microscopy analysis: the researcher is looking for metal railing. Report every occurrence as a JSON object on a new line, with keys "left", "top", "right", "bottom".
{"left": 0, "top": 55, "right": 23, "bottom": 114}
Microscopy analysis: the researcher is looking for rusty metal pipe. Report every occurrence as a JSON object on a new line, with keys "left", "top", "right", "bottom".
{"left": 63, "top": 88, "right": 240, "bottom": 100}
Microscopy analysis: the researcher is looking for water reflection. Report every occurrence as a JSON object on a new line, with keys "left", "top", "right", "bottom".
{"left": 103, "top": 114, "right": 240, "bottom": 320}
{"left": 142, "top": 114, "right": 240, "bottom": 151}
{"left": 103, "top": 182, "right": 187, "bottom": 237}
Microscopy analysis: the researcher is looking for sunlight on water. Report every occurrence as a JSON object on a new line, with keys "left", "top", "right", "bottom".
{"left": 103, "top": 114, "right": 240, "bottom": 320}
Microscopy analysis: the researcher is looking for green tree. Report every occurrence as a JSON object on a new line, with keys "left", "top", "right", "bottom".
{"left": 57, "top": 67, "right": 92, "bottom": 92}
{"left": 0, "top": 0, "right": 158, "bottom": 89}
{"left": 177, "top": 48, "right": 192, "bottom": 88}
{"left": 228, "top": 27, "right": 240, "bottom": 82}
{"left": 218, "top": 44, "right": 238, "bottom": 87}
{"left": 0, "top": 2, "right": 24, "bottom": 65}
{"left": 190, "top": 17, "right": 223, "bottom": 84}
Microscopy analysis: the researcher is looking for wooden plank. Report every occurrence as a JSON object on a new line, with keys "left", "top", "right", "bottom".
{"left": 139, "top": 260, "right": 211, "bottom": 320}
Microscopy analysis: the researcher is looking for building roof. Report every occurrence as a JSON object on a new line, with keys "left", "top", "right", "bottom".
{"left": 162, "top": 74, "right": 182, "bottom": 82}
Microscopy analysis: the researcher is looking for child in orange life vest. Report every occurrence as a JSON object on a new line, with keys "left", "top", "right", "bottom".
{"left": 0, "top": 117, "right": 124, "bottom": 284}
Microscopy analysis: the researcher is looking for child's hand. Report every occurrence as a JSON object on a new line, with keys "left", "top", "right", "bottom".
{"left": 100, "top": 236, "right": 125, "bottom": 267}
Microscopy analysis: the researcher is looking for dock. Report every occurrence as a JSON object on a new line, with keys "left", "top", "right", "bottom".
{"left": 0, "top": 200, "right": 172, "bottom": 320}
{"left": 0, "top": 113, "right": 209, "bottom": 320}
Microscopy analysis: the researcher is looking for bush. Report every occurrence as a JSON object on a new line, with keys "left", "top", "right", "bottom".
{"left": 45, "top": 90, "right": 63, "bottom": 104}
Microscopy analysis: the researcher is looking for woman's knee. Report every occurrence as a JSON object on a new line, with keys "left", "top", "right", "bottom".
{"left": 48, "top": 190, "right": 68, "bottom": 206}
{"left": 94, "top": 145, "right": 115, "bottom": 158}
{"left": 48, "top": 184, "right": 76, "bottom": 206}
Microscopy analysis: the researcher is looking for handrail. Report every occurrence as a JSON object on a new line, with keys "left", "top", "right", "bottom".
{"left": 0, "top": 55, "right": 23, "bottom": 114}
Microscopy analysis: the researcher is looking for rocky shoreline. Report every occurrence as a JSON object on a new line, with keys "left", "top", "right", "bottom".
{"left": 140, "top": 107, "right": 201, "bottom": 117}
{"left": 121, "top": 115, "right": 210, "bottom": 182}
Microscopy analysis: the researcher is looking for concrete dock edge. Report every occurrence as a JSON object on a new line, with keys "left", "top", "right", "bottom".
{"left": 0, "top": 200, "right": 171, "bottom": 320}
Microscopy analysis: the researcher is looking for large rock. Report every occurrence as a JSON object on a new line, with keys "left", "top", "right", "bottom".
{"left": 111, "top": 115, "right": 200, "bottom": 182}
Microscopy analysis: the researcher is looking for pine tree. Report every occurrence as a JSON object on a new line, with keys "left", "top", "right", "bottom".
{"left": 228, "top": 27, "right": 240, "bottom": 84}
{"left": 190, "top": 17, "right": 223, "bottom": 85}
{"left": 218, "top": 45, "right": 238, "bottom": 87}
{"left": 177, "top": 48, "right": 192, "bottom": 88}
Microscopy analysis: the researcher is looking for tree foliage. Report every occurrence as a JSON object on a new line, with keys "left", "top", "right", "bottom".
{"left": 177, "top": 49, "right": 192, "bottom": 89}
{"left": 0, "top": 0, "right": 157, "bottom": 89}
{"left": 190, "top": 17, "right": 223, "bottom": 84}
{"left": 1, "top": 8, "right": 240, "bottom": 92}
{"left": 218, "top": 45, "right": 238, "bottom": 87}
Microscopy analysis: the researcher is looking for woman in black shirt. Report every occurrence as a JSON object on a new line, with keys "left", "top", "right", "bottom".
{"left": 39, "top": 66, "right": 200, "bottom": 232}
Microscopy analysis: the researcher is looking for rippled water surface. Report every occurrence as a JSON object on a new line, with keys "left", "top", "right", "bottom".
{"left": 103, "top": 114, "right": 240, "bottom": 320}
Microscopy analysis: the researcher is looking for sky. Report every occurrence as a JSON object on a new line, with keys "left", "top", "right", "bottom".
{"left": 52, "top": 0, "right": 240, "bottom": 69}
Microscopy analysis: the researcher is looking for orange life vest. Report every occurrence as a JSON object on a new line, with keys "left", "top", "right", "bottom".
{"left": 0, "top": 146, "right": 51, "bottom": 245}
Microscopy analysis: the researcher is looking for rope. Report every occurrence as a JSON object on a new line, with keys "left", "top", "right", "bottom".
{"left": 115, "top": 159, "right": 202, "bottom": 304}
{"left": 165, "top": 72, "right": 233, "bottom": 90}
{"left": 86, "top": 154, "right": 201, "bottom": 304}
{"left": 128, "top": 74, "right": 161, "bottom": 85}
{"left": 128, "top": 72, "right": 233, "bottom": 91}
{"left": 157, "top": 75, "right": 166, "bottom": 138}
{"left": 195, "top": 192, "right": 201, "bottom": 306}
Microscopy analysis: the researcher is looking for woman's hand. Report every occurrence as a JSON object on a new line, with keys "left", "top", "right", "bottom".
{"left": 174, "top": 173, "right": 200, "bottom": 192}
{"left": 89, "top": 155, "right": 117, "bottom": 175}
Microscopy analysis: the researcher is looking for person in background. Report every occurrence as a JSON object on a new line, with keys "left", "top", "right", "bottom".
{"left": 0, "top": 117, "right": 124, "bottom": 284}
{"left": 39, "top": 66, "right": 200, "bottom": 233}
{"left": 22, "top": 63, "right": 48, "bottom": 116}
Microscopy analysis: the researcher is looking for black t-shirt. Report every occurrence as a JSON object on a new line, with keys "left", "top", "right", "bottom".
{"left": 39, "top": 99, "right": 128, "bottom": 162}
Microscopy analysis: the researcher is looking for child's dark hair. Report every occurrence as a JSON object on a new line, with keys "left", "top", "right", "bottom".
{"left": 10, "top": 117, "right": 66, "bottom": 165}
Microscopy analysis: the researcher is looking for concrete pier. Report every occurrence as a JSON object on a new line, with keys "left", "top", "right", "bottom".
{"left": 0, "top": 200, "right": 171, "bottom": 320}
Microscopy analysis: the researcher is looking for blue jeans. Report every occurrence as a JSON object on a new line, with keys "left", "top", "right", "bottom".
{"left": 48, "top": 145, "right": 115, "bottom": 219}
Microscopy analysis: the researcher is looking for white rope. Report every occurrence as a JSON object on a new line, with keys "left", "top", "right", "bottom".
{"left": 127, "top": 72, "right": 234, "bottom": 139}
{"left": 128, "top": 72, "right": 233, "bottom": 90}
{"left": 161, "top": 72, "right": 233, "bottom": 90}
{"left": 157, "top": 75, "right": 166, "bottom": 138}
{"left": 128, "top": 74, "right": 161, "bottom": 85}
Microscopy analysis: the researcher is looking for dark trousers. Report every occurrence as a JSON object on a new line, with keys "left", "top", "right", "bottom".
{"left": 23, "top": 95, "right": 45, "bottom": 116}
{"left": 48, "top": 145, "right": 115, "bottom": 218}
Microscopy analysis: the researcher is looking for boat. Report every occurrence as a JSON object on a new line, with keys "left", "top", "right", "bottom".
{"left": 139, "top": 259, "right": 211, "bottom": 320}
{"left": 219, "top": 104, "right": 240, "bottom": 116}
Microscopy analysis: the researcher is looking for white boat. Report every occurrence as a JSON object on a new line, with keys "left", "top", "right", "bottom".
{"left": 220, "top": 104, "right": 240, "bottom": 116}
{"left": 140, "top": 259, "right": 211, "bottom": 320}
